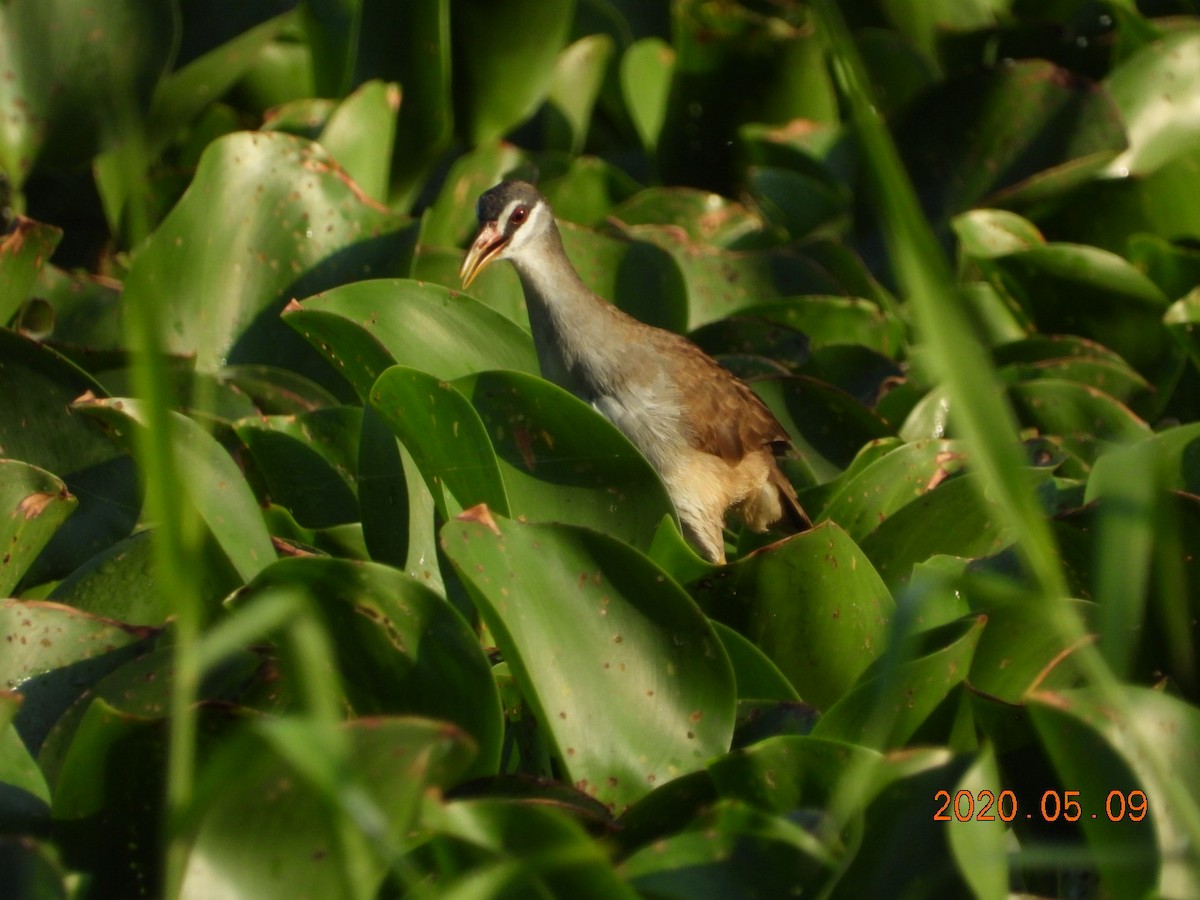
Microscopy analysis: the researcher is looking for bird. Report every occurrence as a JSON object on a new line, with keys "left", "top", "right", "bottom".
{"left": 459, "top": 180, "right": 809, "bottom": 564}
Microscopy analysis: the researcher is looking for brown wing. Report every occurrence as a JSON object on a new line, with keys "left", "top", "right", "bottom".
{"left": 661, "top": 332, "right": 791, "bottom": 461}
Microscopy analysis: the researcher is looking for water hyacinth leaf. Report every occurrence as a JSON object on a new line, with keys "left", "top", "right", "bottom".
{"left": 0, "top": 218, "right": 62, "bottom": 326}
{"left": 819, "top": 439, "right": 965, "bottom": 543}
{"left": 709, "top": 622, "right": 800, "bottom": 703}
{"left": 235, "top": 407, "right": 362, "bottom": 529}
{"left": 219, "top": 364, "right": 341, "bottom": 415}
{"left": 1009, "top": 379, "right": 1150, "bottom": 467}
{"left": 0, "top": 0, "right": 175, "bottom": 189}
{"left": 537, "top": 156, "right": 642, "bottom": 229}
{"left": 369, "top": 366, "right": 507, "bottom": 520}
{"left": 888, "top": 59, "right": 1126, "bottom": 221}
{"left": 286, "top": 278, "right": 538, "bottom": 399}
{"left": 691, "top": 522, "right": 894, "bottom": 711}
{"left": 967, "top": 597, "right": 1095, "bottom": 703}
{"left": 0, "top": 331, "right": 139, "bottom": 585}
{"left": 1165, "top": 288, "right": 1200, "bottom": 369}
{"left": 546, "top": 34, "right": 614, "bottom": 153}
{"left": 0, "top": 461, "right": 75, "bottom": 597}
{"left": 621, "top": 38, "right": 674, "bottom": 153}
{"left": 0, "top": 600, "right": 157, "bottom": 754}
{"left": 180, "top": 717, "right": 475, "bottom": 899}
{"left": 317, "top": 79, "right": 400, "bottom": 204}
{"left": 945, "top": 746, "right": 1007, "bottom": 900}
{"left": 560, "top": 221, "right": 688, "bottom": 333}
{"left": 231, "top": 558, "right": 503, "bottom": 775}
{"left": 74, "top": 398, "right": 274, "bottom": 583}
{"left": 419, "top": 142, "right": 526, "bottom": 250}
{"left": 953, "top": 208, "right": 1045, "bottom": 260}
{"left": 860, "top": 474, "right": 1021, "bottom": 591}
{"left": 620, "top": 799, "right": 834, "bottom": 897}
{"left": 121, "top": 131, "right": 412, "bottom": 377}
{"left": 812, "top": 615, "right": 986, "bottom": 749}
{"left": 49, "top": 698, "right": 178, "bottom": 896}
{"left": 1105, "top": 29, "right": 1200, "bottom": 177}
{"left": 737, "top": 296, "right": 905, "bottom": 356}
{"left": 453, "top": 0, "right": 575, "bottom": 145}
{"left": 610, "top": 187, "right": 766, "bottom": 248}
{"left": 425, "top": 798, "right": 638, "bottom": 899}
{"left": 1029, "top": 687, "right": 1200, "bottom": 898}
{"left": 145, "top": 0, "right": 298, "bottom": 151}
{"left": 454, "top": 371, "right": 674, "bottom": 550}
{"left": 746, "top": 165, "right": 850, "bottom": 239}
{"left": 622, "top": 223, "right": 843, "bottom": 330}
{"left": 998, "top": 354, "right": 1151, "bottom": 408}
{"left": 707, "top": 734, "right": 881, "bottom": 814}
{"left": 986, "top": 243, "right": 1173, "bottom": 381}
{"left": 355, "top": 407, "right": 446, "bottom": 591}
{"left": 832, "top": 749, "right": 975, "bottom": 896}
{"left": 442, "top": 510, "right": 735, "bottom": 812}
{"left": 0, "top": 691, "right": 51, "bottom": 828}
{"left": 750, "top": 375, "right": 892, "bottom": 485}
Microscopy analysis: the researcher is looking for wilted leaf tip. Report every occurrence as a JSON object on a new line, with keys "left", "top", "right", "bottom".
{"left": 457, "top": 503, "right": 501, "bottom": 535}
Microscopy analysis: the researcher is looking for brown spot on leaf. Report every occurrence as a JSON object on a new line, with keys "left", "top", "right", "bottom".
{"left": 456, "top": 503, "right": 501, "bottom": 535}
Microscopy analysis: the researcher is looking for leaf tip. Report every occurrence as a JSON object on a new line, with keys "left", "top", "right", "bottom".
{"left": 457, "top": 503, "right": 501, "bottom": 535}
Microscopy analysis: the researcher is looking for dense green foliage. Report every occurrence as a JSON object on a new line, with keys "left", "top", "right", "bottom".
{"left": 2, "top": 0, "right": 1200, "bottom": 897}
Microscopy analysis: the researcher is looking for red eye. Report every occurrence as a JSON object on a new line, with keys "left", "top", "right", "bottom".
{"left": 510, "top": 205, "right": 528, "bottom": 225}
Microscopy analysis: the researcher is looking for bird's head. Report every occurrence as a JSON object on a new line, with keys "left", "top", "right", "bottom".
{"left": 459, "top": 180, "right": 553, "bottom": 288}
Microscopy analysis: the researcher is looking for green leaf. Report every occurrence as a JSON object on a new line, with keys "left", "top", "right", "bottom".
{"left": 0, "top": 0, "right": 176, "bottom": 189}
{"left": 425, "top": 798, "right": 639, "bottom": 899}
{"left": 369, "top": 366, "right": 507, "bottom": 520}
{"left": 620, "top": 38, "right": 674, "bottom": 153}
{"left": 707, "top": 734, "right": 881, "bottom": 814}
{"left": 946, "top": 746, "right": 1011, "bottom": 900}
{"left": 74, "top": 398, "right": 275, "bottom": 582}
{"left": 710, "top": 622, "right": 800, "bottom": 703}
{"left": 317, "top": 79, "right": 400, "bottom": 204}
{"left": 49, "top": 698, "right": 173, "bottom": 896}
{"left": 737, "top": 296, "right": 905, "bottom": 356}
{"left": 0, "top": 331, "right": 137, "bottom": 585}
{"left": 889, "top": 59, "right": 1126, "bottom": 219}
{"left": 750, "top": 375, "right": 893, "bottom": 486}
{"left": 692, "top": 523, "right": 893, "bottom": 711}
{"left": 453, "top": 0, "right": 575, "bottom": 144}
{"left": 1009, "top": 379, "right": 1151, "bottom": 467}
{"left": 859, "top": 473, "right": 1020, "bottom": 591}
{"left": 0, "top": 218, "right": 62, "bottom": 326}
{"left": 623, "top": 224, "right": 843, "bottom": 330}
{"left": 453, "top": 370, "right": 675, "bottom": 551}
{"left": 181, "top": 717, "right": 477, "bottom": 899}
{"left": 121, "top": 131, "right": 412, "bottom": 376}
{"left": 559, "top": 221, "right": 688, "bottom": 333}
{"left": 812, "top": 615, "right": 986, "bottom": 749}
{"left": 1030, "top": 687, "right": 1200, "bottom": 898}
{"left": 442, "top": 511, "right": 735, "bottom": 812}
{"left": 546, "top": 35, "right": 614, "bottom": 154}
{"left": 235, "top": 407, "right": 362, "bottom": 528}
{"left": 232, "top": 557, "right": 503, "bottom": 777}
{"left": 620, "top": 799, "right": 833, "bottom": 897}
{"left": 0, "top": 461, "right": 75, "bottom": 597}
{"left": 968, "top": 596, "right": 1095, "bottom": 703}
{"left": 0, "top": 691, "right": 51, "bottom": 830}
{"left": 988, "top": 243, "right": 1173, "bottom": 380}
{"left": 0, "top": 600, "right": 156, "bottom": 754}
{"left": 1105, "top": 30, "right": 1200, "bottom": 177}
{"left": 610, "top": 187, "right": 766, "bottom": 248}
{"left": 286, "top": 278, "right": 538, "bottom": 399}
{"left": 819, "top": 439, "right": 965, "bottom": 543}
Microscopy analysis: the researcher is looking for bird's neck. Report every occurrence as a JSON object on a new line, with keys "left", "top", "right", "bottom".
{"left": 509, "top": 224, "right": 617, "bottom": 391}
